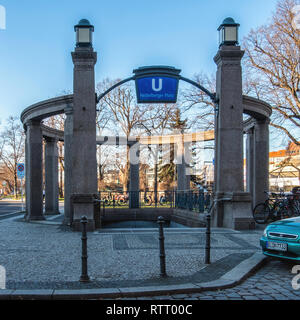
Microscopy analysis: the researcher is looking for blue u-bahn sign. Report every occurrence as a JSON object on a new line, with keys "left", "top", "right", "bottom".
{"left": 133, "top": 66, "right": 181, "bottom": 104}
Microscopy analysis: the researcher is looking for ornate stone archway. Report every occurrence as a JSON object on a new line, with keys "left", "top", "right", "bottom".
{"left": 20, "top": 20, "right": 272, "bottom": 231}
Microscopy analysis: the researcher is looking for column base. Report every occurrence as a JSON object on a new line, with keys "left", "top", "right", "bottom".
{"left": 71, "top": 194, "right": 97, "bottom": 231}
{"left": 44, "top": 211, "right": 60, "bottom": 215}
{"left": 25, "top": 214, "right": 46, "bottom": 222}
{"left": 62, "top": 219, "right": 72, "bottom": 226}
{"left": 212, "top": 192, "right": 255, "bottom": 230}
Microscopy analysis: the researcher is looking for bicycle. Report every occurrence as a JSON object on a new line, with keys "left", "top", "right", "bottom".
{"left": 143, "top": 193, "right": 153, "bottom": 206}
{"left": 116, "top": 193, "right": 129, "bottom": 206}
{"left": 142, "top": 192, "right": 172, "bottom": 207}
{"left": 157, "top": 192, "right": 172, "bottom": 206}
{"left": 253, "top": 191, "right": 293, "bottom": 224}
{"left": 100, "top": 192, "right": 113, "bottom": 206}
{"left": 284, "top": 188, "right": 300, "bottom": 217}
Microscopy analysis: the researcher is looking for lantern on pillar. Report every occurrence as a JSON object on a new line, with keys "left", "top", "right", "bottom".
{"left": 218, "top": 17, "right": 240, "bottom": 47}
{"left": 74, "top": 19, "right": 94, "bottom": 48}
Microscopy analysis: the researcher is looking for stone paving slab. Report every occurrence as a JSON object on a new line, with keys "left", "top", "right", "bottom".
{"left": 0, "top": 213, "right": 268, "bottom": 299}
{"left": 0, "top": 252, "right": 266, "bottom": 299}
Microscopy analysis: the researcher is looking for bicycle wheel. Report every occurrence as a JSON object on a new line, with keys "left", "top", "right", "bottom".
{"left": 159, "top": 197, "right": 166, "bottom": 206}
{"left": 103, "top": 197, "right": 111, "bottom": 206}
{"left": 117, "top": 197, "right": 127, "bottom": 206}
{"left": 278, "top": 205, "right": 292, "bottom": 220}
{"left": 144, "top": 196, "right": 152, "bottom": 206}
{"left": 293, "top": 199, "right": 300, "bottom": 216}
{"left": 253, "top": 203, "right": 270, "bottom": 224}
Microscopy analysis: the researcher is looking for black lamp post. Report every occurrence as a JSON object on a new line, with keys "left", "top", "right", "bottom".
{"left": 74, "top": 19, "right": 94, "bottom": 48}
{"left": 218, "top": 17, "right": 240, "bottom": 47}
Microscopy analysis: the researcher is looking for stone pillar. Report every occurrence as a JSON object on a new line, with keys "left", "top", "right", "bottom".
{"left": 176, "top": 138, "right": 186, "bottom": 192}
{"left": 176, "top": 140, "right": 191, "bottom": 191}
{"left": 63, "top": 106, "right": 73, "bottom": 225}
{"left": 71, "top": 45, "right": 97, "bottom": 231}
{"left": 176, "top": 165, "right": 185, "bottom": 191}
{"left": 184, "top": 142, "right": 191, "bottom": 190}
{"left": 24, "top": 126, "right": 29, "bottom": 220}
{"left": 129, "top": 142, "right": 140, "bottom": 208}
{"left": 44, "top": 137, "right": 59, "bottom": 215}
{"left": 253, "top": 119, "right": 269, "bottom": 207}
{"left": 246, "top": 128, "right": 254, "bottom": 207}
{"left": 25, "top": 120, "right": 45, "bottom": 221}
{"left": 213, "top": 45, "right": 253, "bottom": 230}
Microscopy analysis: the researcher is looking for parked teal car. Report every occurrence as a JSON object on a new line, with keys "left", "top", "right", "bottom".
{"left": 260, "top": 216, "right": 300, "bottom": 261}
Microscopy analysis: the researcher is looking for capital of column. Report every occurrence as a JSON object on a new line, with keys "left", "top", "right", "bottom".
{"left": 71, "top": 49, "right": 97, "bottom": 67}
{"left": 64, "top": 106, "right": 73, "bottom": 116}
{"left": 44, "top": 136, "right": 58, "bottom": 144}
{"left": 213, "top": 45, "right": 244, "bottom": 66}
{"left": 25, "top": 119, "right": 41, "bottom": 128}
{"left": 245, "top": 127, "right": 254, "bottom": 135}
{"left": 255, "top": 117, "right": 271, "bottom": 126}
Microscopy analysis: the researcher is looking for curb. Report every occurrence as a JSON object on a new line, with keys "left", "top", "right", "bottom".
{"left": 0, "top": 211, "right": 25, "bottom": 221}
{"left": 0, "top": 252, "right": 268, "bottom": 300}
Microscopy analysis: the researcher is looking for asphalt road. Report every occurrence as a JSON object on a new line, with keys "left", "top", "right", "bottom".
{"left": 0, "top": 200, "right": 25, "bottom": 216}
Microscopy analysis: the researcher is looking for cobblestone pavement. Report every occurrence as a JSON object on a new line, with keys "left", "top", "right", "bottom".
{"left": 0, "top": 213, "right": 263, "bottom": 290}
{"left": 123, "top": 259, "right": 300, "bottom": 300}
{"left": 2, "top": 212, "right": 300, "bottom": 300}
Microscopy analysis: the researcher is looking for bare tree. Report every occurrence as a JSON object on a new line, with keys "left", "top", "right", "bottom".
{"left": 0, "top": 116, "right": 25, "bottom": 197}
{"left": 137, "top": 103, "right": 178, "bottom": 194}
{"left": 181, "top": 72, "right": 216, "bottom": 131}
{"left": 270, "top": 141, "right": 300, "bottom": 186}
{"left": 96, "top": 79, "right": 158, "bottom": 191}
{"left": 43, "top": 115, "right": 65, "bottom": 197}
{"left": 243, "top": 0, "right": 300, "bottom": 145}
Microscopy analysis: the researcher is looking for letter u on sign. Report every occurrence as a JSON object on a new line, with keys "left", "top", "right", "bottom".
{"left": 152, "top": 78, "right": 162, "bottom": 92}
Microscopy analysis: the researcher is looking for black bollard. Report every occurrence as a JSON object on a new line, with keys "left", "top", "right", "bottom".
{"left": 80, "top": 216, "right": 90, "bottom": 282}
{"left": 157, "top": 216, "right": 167, "bottom": 277}
{"left": 205, "top": 213, "right": 211, "bottom": 264}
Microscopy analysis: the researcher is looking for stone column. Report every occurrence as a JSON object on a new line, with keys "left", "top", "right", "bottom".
{"left": 176, "top": 140, "right": 191, "bottom": 191}
{"left": 25, "top": 120, "right": 45, "bottom": 221}
{"left": 176, "top": 137, "right": 186, "bottom": 192}
{"left": 71, "top": 45, "right": 98, "bottom": 231}
{"left": 213, "top": 45, "right": 253, "bottom": 230}
{"left": 246, "top": 127, "right": 254, "bottom": 207}
{"left": 253, "top": 119, "right": 269, "bottom": 207}
{"left": 184, "top": 142, "right": 191, "bottom": 190}
{"left": 63, "top": 106, "right": 73, "bottom": 225}
{"left": 129, "top": 142, "right": 140, "bottom": 209}
{"left": 24, "top": 126, "right": 29, "bottom": 220}
{"left": 44, "top": 137, "right": 59, "bottom": 215}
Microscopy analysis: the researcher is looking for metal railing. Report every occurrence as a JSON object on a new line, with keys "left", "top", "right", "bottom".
{"left": 98, "top": 190, "right": 175, "bottom": 208}
{"left": 97, "top": 190, "right": 211, "bottom": 213}
{"left": 174, "top": 190, "right": 211, "bottom": 213}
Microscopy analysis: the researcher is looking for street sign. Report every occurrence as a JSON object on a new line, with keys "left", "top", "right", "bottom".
{"left": 17, "top": 163, "right": 25, "bottom": 179}
{"left": 133, "top": 66, "right": 181, "bottom": 104}
{"left": 136, "top": 76, "right": 179, "bottom": 103}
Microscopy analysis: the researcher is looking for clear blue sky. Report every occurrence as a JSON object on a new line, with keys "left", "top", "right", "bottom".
{"left": 0, "top": 0, "right": 277, "bottom": 122}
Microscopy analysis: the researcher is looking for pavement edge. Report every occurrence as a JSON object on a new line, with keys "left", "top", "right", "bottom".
{"left": 0, "top": 252, "right": 268, "bottom": 300}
